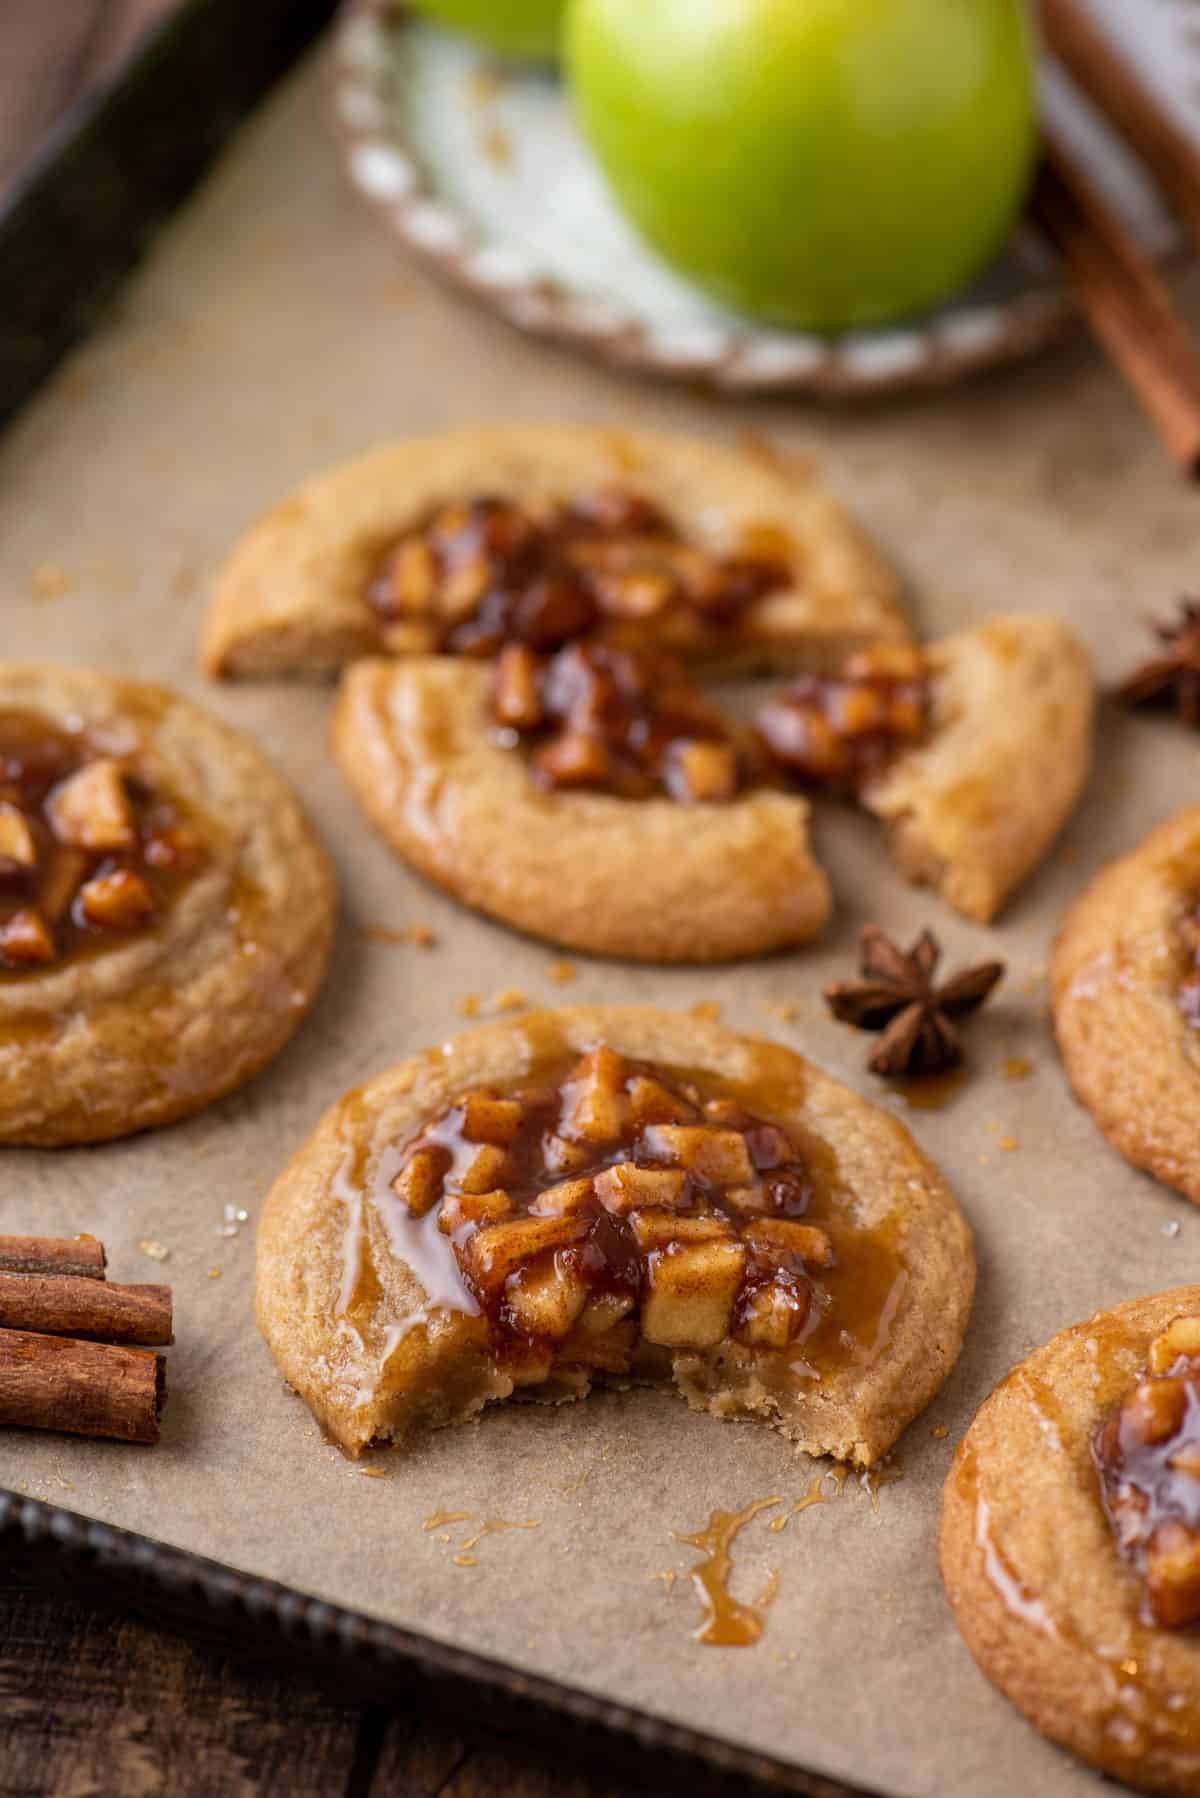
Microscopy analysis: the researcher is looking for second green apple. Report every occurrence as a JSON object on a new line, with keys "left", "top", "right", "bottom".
{"left": 566, "top": 0, "right": 1036, "bottom": 332}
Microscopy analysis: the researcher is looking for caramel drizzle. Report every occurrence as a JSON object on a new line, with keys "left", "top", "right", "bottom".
{"left": 421, "top": 1509, "right": 539, "bottom": 1567}
{"left": 673, "top": 1496, "right": 782, "bottom": 1646}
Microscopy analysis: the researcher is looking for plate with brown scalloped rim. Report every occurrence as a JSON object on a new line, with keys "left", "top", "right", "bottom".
{"left": 329, "top": 0, "right": 1200, "bottom": 398}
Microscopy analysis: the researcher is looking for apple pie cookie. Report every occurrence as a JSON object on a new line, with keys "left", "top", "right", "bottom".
{"left": 256, "top": 1006, "right": 974, "bottom": 1462}
{"left": 1051, "top": 806, "right": 1200, "bottom": 1205}
{"left": 941, "top": 1290, "right": 1200, "bottom": 1795}
{"left": 203, "top": 424, "right": 907, "bottom": 680}
{"left": 758, "top": 612, "right": 1093, "bottom": 922}
{"left": 332, "top": 644, "right": 830, "bottom": 961}
{"left": 0, "top": 665, "right": 335, "bottom": 1145}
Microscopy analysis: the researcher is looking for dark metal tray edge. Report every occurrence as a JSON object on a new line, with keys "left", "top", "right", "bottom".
{"left": 1, "top": 1487, "right": 877, "bottom": 1797}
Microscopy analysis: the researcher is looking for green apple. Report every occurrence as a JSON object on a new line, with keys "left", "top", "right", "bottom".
{"left": 407, "top": 0, "right": 567, "bottom": 60}
{"left": 566, "top": 0, "right": 1036, "bottom": 331}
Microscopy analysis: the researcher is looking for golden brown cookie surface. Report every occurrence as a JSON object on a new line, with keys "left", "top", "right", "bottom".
{"left": 256, "top": 1006, "right": 973, "bottom": 1463}
{"left": 0, "top": 665, "right": 335, "bottom": 1145}
{"left": 1052, "top": 806, "right": 1200, "bottom": 1205}
{"left": 332, "top": 655, "right": 831, "bottom": 962}
{"left": 941, "top": 1290, "right": 1200, "bottom": 1797}
{"left": 203, "top": 424, "right": 907, "bottom": 680}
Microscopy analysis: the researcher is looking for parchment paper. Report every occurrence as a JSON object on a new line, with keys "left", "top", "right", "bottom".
{"left": 3, "top": 49, "right": 1200, "bottom": 1798}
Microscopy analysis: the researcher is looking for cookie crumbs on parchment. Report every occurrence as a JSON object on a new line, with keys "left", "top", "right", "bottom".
{"left": 31, "top": 562, "right": 70, "bottom": 600}
{"left": 491, "top": 987, "right": 527, "bottom": 1013}
{"left": 1163, "top": 1219, "right": 1182, "bottom": 1239}
{"left": 998, "top": 1136, "right": 1019, "bottom": 1152}
{"left": 690, "top": 1000, "right": 722, "bottom": 1022}
{"left": 207, "top": 1267, "right": 222, "bottom": 1280}
{"left": 1003, "top": 1057, "right": 1033, "bottom": 1081}
{"left": 458, "top": 994, "right": 482, "bottom": 1018}
{"left": 357, "top": 1466, "right": 389, "bottom": 1479}
{"left": 138, "top": 1239, "right": 170, "bottom": 1262}
{"left": 361, "top": 921, "right": 437, "bottom": 949}
{"left": 548, "top": 961, "right": 577, "bottom": 985}
{"left": 760, "top": 1000, "right": 800, "bottom": 1024}
{"left": 931, "top": 1425, "right": 949, "bottom": 1440}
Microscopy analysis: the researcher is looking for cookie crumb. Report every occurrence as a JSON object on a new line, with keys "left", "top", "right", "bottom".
{"left": 931, "top": 1425, "right": 949, "bottom": 1440}
{"left": 358, "top": 1466, "right": 389, "bottom": 1480}
{"left": 361, "top": 921, "right": 437, "bottom": 949}
{"left": 1163, "top": 1219, "right": 1182, "bottom": 1239}
{"left": 1003, "top": 1056, "right": 1033, "bottom": 1081}
{"left": 458, "top": 994, "right": 482, "bottom": 1018}
{"left": 690, "top": 1000, "right": 722, "bottom": 1022}
{"left": 491, "top": 987, "right": 527, "bottom": 1013}
{"left": 549, "top": 961, "right": 577, "bottom": 985}
{"left": 31, "top": 562, "right": 70, "bottom": 600}
{"left": 138, "top": 1238, "right": 170, "bottom": 1263}
{"left": 207, "top": 1267, "right": 222, "bottom": 1280}
{"left": 998, "top": 1136, "right": 1019, "bottom": 1152}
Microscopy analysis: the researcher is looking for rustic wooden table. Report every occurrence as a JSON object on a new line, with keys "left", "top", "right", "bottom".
{"left": 0, "top": 9, "right": 649, "bottom": 1792}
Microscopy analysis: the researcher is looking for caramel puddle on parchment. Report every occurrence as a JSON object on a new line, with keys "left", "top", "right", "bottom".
{"left": 673, "top": 1496, "right": 783, "bottom": 1646}
{"left": 422, "top": 1509, "right": 539, "bottom": 1567}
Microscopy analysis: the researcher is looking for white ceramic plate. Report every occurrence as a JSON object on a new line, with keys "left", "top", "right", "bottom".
{"left": 331, "top": 0, "right": 1200, "bottom": 395}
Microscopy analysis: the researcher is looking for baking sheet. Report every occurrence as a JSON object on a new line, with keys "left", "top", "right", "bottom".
{"left": 2, "top": 44, "right": 1200, "bottom": 1798}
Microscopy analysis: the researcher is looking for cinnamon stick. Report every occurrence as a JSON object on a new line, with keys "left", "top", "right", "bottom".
{"left": 1040, "top": 0, "right": 1200, "bottom": 251}
{"left": 0, "top": 1234, "right": 106, "bottom": 1281}
{"left": 0, "top": 1329, "right": 164, "bottom": 1443}
{"left": 1030, "top": 133, "right": 1200, "bottom": 478}
{"left": 0, "top": 1273, "right": 172, "bottom": 1345}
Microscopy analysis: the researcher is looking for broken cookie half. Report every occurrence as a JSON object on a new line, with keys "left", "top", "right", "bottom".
{"left": 256, "top": 1007, "right": 974, "bottom": 1464}
{"left": 760, "top": 611, "right": 1094, "bottom": 923}
{"left": 203, "top": 423, "right": 908, "bottom": 681}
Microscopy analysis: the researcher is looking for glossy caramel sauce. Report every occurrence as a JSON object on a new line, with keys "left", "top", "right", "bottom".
{"left": 1003, "top": 1056, "right": 1033, "bottom": 1082}
{"left": 335, "top": 1020, "right": 911, "bottom": 1406}
{"left": 421, "top": 1508, "right": 539, "bottom": 1567}
{"left": 756, "top": 644, "right": 929, "bottom": 795}
{"left": 366, "top": 489, "right": 792, "bottom": 660}
{"left": 0, "top": 709, "right": 204, "bottom": 975}
{"left": 1094, "top": 1350, "right": 1200, "bottom": 1628}
{"left": 895, "top": 1067, "right": 969, "bottom": 1112}
{"left": 673, "top": 1496, "right": 783, "bottom": 1645}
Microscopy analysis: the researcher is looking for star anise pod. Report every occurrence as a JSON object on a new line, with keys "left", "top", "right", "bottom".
{"left": 1117, "top": 597, "right": 1200, "bottom": 727}
{"left": 823, "top": 926, "right": 1005, "bottom": 1078}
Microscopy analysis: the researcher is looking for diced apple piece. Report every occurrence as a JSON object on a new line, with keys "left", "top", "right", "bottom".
{"left": 1124, "top": 1378, "right": 1187, "bottom": 1448}
{"left": 542, "top": 1132, "right": 594, "bottom": 1176}
{"left": 529, "top": 1177, "right": 595, "bottom": 1218}
{"left": 742, "top": 1218, "right": 835, "bottom": 1269}
{"left": 665, "top": 739, "right": 739, "bottom": 804}
{"left": 458, "top": 1213, "right": 589, "bottom": 1300}
{"left": 575, "top": 1291, "right": 635, "bottom": 1335}
{"left": 77, "top": 868, "right": 155, "bottom": 929}
{"left": 458, "top": 1089, "right": 524, "bottom": 1147}
{"left": 449, "top": 1142, "right": 513, "bottom": 1196}
{"left": 640, "top": 1124, "right": 755, "bottom": 1186}
{"left": 1149, "top": 1316, "right": 1200, "bottom": 1373}
{"left": 721, "top": 1185, "right": 772, "bottom": 1217}
{"left": 626, "top": 1074, "right": 698, "bottom": 1127}
{"left": 504, "top": 1252, "right": 591, "bottom": 1341}
{"left": 38, "top": 849, "right": 88, "bottom": 923}
{"left": 47, "top": 759, "right": 135, "bottom": 851}
{"left": 533, "top": 732, "right": 612, "bottom": 789}
{"left": 559, "top": 1046, "right": 628, "bottom": 1146}
{"left": 736, "top": 1278, "right": 810, "bottom": 1349}
{"left": 0, "top": 805, "right": 37, "bottom": 870}
{"left": 641, "top": 1237, "right": 746, "bottom": 1349}
{"left": 492, "top": 645, "right": 543, "bottom": 731}
{"left": 0, "top": 907, "right": 54, "bottom": 964}
{"left": 594, "top": 1163, "right": 688, "bottom": 1216}
{"left": 1146, "top": 1527, "right": 1200, "bottom": 1628}
{"left": 438, "top": 1190, "right": 513, "bottom": 1236}
{"left": 628, "top": 1210, "right": 732, "bottom": 1252}
{"left": 391, "top": 1147, "right": 445, "bottom": 1218}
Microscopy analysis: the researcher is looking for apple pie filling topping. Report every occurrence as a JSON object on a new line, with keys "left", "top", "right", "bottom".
{"left": 490, "top": 641, "right": 763, "bottom": 802}
{"left": 756, "top": 644, "right": 929, "bottom": 793}
{"left": 0, "top": 711, "right": 204, "bottom": 972}
{"left": 388, "top": 1046, "right": 835, "bottom": 1377}
{"left": 366, "top": 490, "right": 793, "bottom": 659}
{"left": 1093, "top": 1316, "right": 1200, "bottom": 1628}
